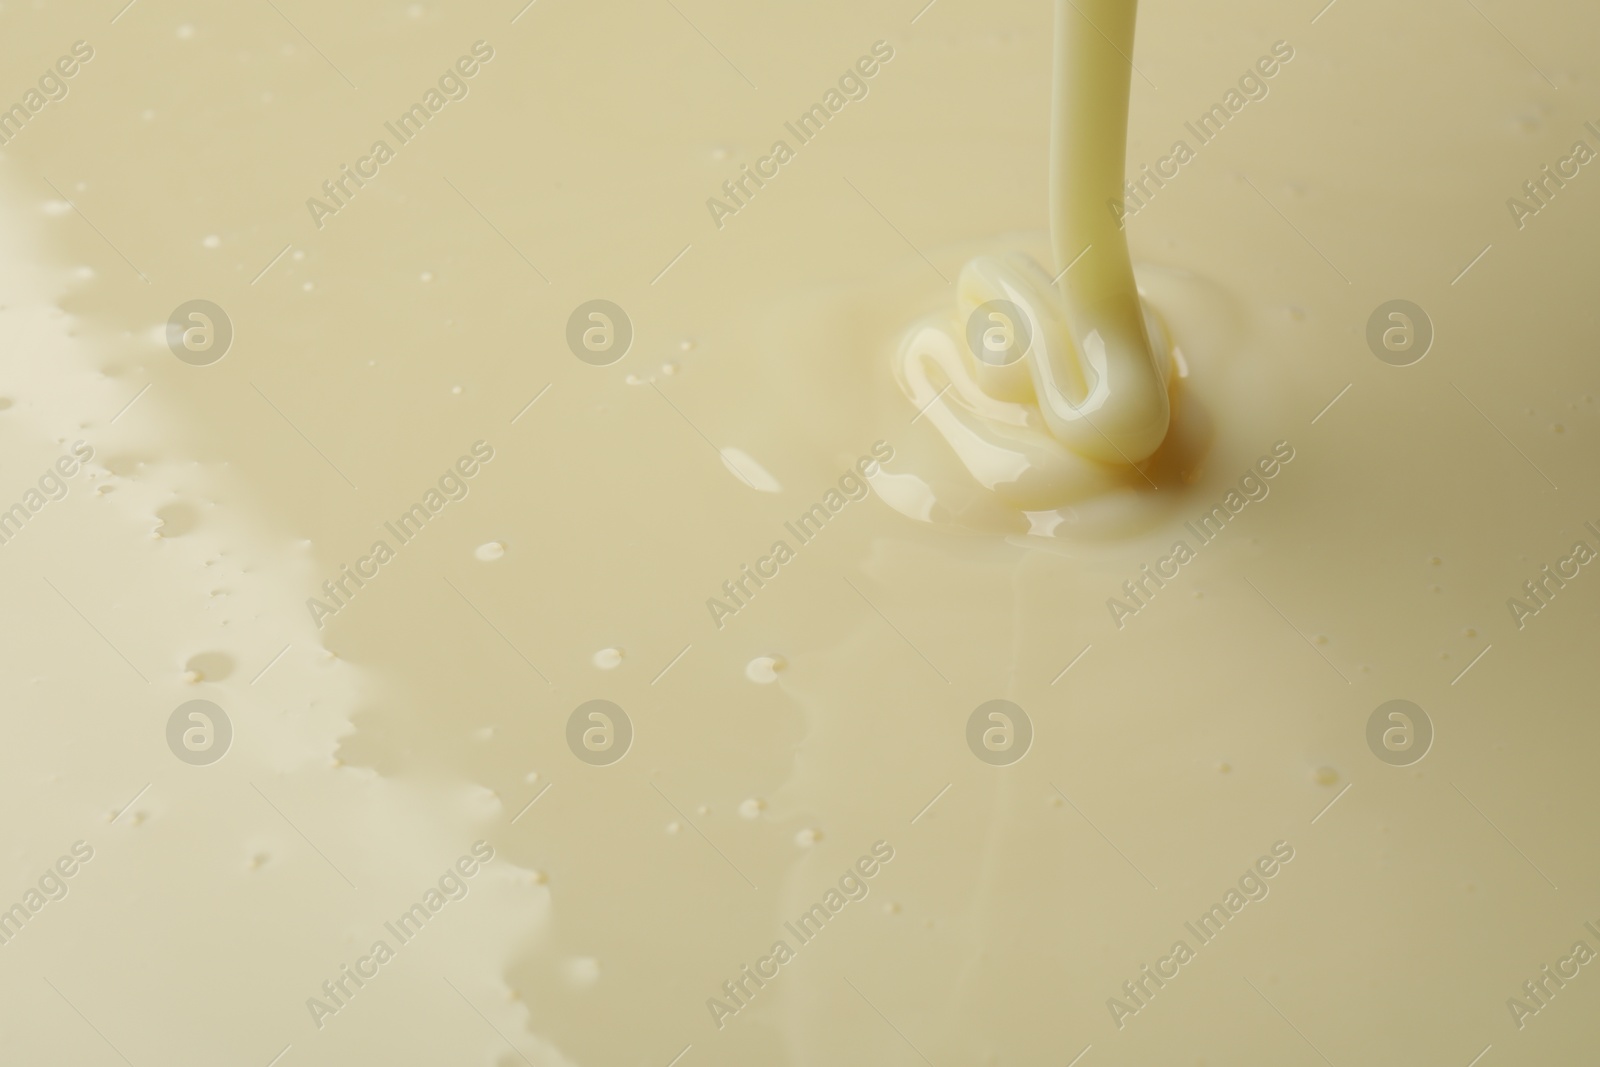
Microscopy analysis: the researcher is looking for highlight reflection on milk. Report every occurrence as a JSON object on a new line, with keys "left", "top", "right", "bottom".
{"left": 2, "top": 0, "right": 1598, "bottom": 1065}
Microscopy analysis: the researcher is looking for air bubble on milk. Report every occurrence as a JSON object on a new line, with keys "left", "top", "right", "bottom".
{"left": 474, "top": 541, "right": 505, "bottom": 561}
{"left": 738, "top": 798, "right": 766, "bottom": 819}
{"left": 721, "top": 448, "right": 781, "bottom": 493}
{"left": 564, "top": 957, "right": 601, "bottom": 989}
{"left": 795, "top": 828, "right": 823, "bottom": 847}
{"left": 184, "top": 651, "right": 234, "bottom": 682}
{"left": 592, "top": 647, "right": 623, "bottom": 670}
{"left": 746, "top": 655, "right": 785, "bottom": 683}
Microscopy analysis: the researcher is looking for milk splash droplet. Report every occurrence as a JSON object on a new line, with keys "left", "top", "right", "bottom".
{"left": 745, "top": 655, "right": 786, "bottom": 684}
{"left": 721, "top": 448, "right": 782, "bottom": 493}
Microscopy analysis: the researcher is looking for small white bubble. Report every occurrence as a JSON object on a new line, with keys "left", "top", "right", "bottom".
{"left": 563, "top": 957, "right": 600, "bottom": 988}
{"left": 678, "top": 339, "right": 694, "bottom": 352}
{"left": 795, "top": 828, "right": 822, "bottom": 847}
{"left": 738, "top": 798, "right": 765, "bottom": 820}
{"left": 710, "top": 147, "right": 730, "bottom": 161}
{"left": 474, "top": 541, "right": 505, "bottom": 562}
{"left": 450, "top": 385, "right": 462, "bottom": 395}
{"left": 665, "top": 821, "right": 681, "bottom": 835}
{"left": 292, "top": 249, "right": 306, "bottom": 261}
{"left": 201, "top": 234, "right": 220, "bottom": 249}
{"left": 42, "top": 199, "right": 71, "bottom": 217}
{"left": 696, "top": 804, "right": 710, "bottom": 816}
{"left": 472, "top": 726, "right": 494, "bottom": 742}
{"left": 592, "top": 647, "right": 623, "bottom": 670}
{"left": 745, "top": 655, "right": 785, "bottom": 683}
{"left": 661, "top": 362, "right": 679, "bottom": 376}
{"left": 420, "top": 271, "right": 434, "bottom": 282}
{"left": 177, "top": 23, "right": 195, "bottom": 39}
{"left": 625, "top": 374, "right": 645, "bottom": 386}
{"left": 140, "top": 109, "right": 155, "bottom": 122}
{"left": 301, "top": 281, "right": 314, "bottom": 292}
{"left": 72, "top": 265, "right": 95, "bottom": 281}
{"left": 524, "top": 770, "right": 540, "bottom": 783}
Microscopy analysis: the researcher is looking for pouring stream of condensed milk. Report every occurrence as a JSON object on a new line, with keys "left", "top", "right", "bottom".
{"left": 898, "top": 0, "right": 1174, "bottom": 512}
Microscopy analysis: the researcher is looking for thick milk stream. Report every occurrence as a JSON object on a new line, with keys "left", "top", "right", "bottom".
{"left": 892, "top": 0, "right": 1185, "bottom": 531}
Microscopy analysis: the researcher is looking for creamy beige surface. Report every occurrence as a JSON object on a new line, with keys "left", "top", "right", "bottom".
{"left": 2, "top": 0, "right": 1599, "bottom": 1064}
